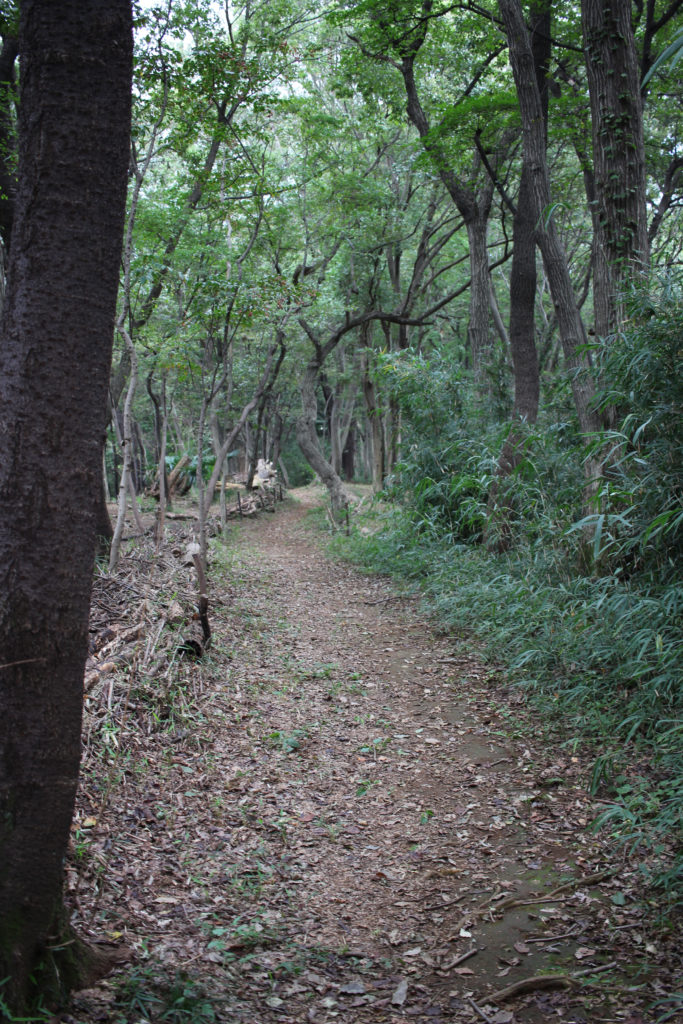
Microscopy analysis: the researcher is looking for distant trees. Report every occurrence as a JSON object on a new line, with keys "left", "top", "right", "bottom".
{"left": 0, "top": 1, "right": 132, "bottom": 1014}
{"left": 10, "top": 0, "right": 671, "bottom": 531}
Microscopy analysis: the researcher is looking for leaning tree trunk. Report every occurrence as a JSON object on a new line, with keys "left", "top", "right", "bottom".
{"left": 0, "top": 1, "right": 132, "bottom": 1014}
{"left": 296, "top": 363, "right": 349, "bottom": 516}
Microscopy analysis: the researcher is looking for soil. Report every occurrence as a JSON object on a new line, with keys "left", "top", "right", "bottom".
{"left": 66, "top": 487, "right": 681, "bottom": 1024}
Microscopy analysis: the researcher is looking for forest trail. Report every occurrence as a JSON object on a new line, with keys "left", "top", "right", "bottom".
{"left": 70, "top": 489, "right": 676, "bottom": 1024}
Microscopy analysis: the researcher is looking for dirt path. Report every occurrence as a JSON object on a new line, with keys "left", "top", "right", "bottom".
{"left": 69, "top": 489, "right": 679, "bottom": 1024}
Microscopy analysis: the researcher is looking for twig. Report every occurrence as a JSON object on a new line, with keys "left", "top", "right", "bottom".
{"left": 526, "top": 927, "right": 582, "bottom": 944}
{"left": 533, "top": 869, "right": 613, "bottom": 900}
{"left": 424, "top": 893, "right": 468, "bottom": 911}
{"left": 467, "top": 998, "right": 494, "bottom": 1023}
{"left": 497, "top": 895, "right": 572, "bottom": 908}
{"left": 443, "top": 947, "right": 478, "bottom": 969}
{"left": 448, "top": 889, "right": 505, "bottom": 937}
{"left": 574, "top": 960, "right": 617, "bottom": 979}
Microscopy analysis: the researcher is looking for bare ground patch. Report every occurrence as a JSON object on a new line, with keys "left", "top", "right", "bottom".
{"left": 65, "top": 488, "right": 681, "bottom": 1024}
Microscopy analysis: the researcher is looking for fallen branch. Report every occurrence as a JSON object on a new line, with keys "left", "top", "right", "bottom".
{"left": 490, "top": 961, "right": 618, "bottom": 1003}
{"left": 490, "top": 973, "right": 573, "bottom": 1002}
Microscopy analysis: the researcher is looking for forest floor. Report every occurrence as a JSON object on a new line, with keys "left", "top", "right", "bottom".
{"left": 65, "top": 487, "right": 681, "bottom": 1024}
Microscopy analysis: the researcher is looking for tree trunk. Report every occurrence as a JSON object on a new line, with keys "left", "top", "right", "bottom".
{"left": 491, "top": 0, "right": 548, "bottom": 505}
{"left": 341, "top": 420, "right": 356, "bottom": 481}
{"left": 0, "top": 1, "right": 132, "bottom": 1013}
{"left": 94, "top": 472, "right": 114, "bottom": 557}
{"left": 109, "top": 326, "right": 138, "bottom": 571}
{"left": 499, "top": 0, "right": 601, "bottom": 440}
{"left": 156, "top": 406, "right": 167, "bottom": 551}
{"left": 330, "top": 382, "right": 356, "bottom": 478}
{"left": 507, "top": 165, "right": 541, "bottom": 430}
{"left": 401, "top": 54, "right": 496, "bottom": 378}
{"left": 197, "top": 397, "right": 209, "bottom": 569}
{"left": 384, "top": 395, "right": 401, "bottom": 478}
{"left": 465, "top": 214, "right": 493, "bottom": 377}
{"left": 296, "top": 363, "right": 349, "bottom": 516}
{"left": 277, "top": 456, "right": 291, "bottom": 488}
{"left": 203, "top": 335, "right": 285, "bottom": 510}
{"left": 582, "top": 0, "right": 649, "bottom": 338}
{"left": 360, "top": 349, "right": 385, "bottom": 493}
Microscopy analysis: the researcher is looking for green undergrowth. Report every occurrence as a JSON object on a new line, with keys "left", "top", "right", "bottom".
{"left": 326, "top": 281, "right": 683, "bottom": 912}
{"left": 111, "top": 969, "right": 219, "bottom": 1023}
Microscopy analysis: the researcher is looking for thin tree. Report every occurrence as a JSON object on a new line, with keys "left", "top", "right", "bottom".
{"left": 0, "top": 1, "right": 132, "bottom": 1014}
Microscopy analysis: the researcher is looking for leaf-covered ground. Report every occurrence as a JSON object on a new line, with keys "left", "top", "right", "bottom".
{"left": 65, "top": 488, "right": 681, "bottom": 1024}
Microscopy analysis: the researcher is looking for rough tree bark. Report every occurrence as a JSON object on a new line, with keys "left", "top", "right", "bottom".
{"left": 505, "top": 0, "right": 549, "bottom": 433}
{"left": 582, "top": 0, "right": 649, "bottom": 339}
{"left": 0, "top": 0, "right": 132, "bottom": 1014}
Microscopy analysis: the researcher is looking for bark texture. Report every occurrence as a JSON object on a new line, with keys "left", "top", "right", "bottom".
{"left": 505, "top": 0, "right": 549, "bottom": 431}
{"left": 582, "top": 0, "right": 649, "bottom": 338}
{"left": 0, "top": 1, "right": 132, "bottom": 1012}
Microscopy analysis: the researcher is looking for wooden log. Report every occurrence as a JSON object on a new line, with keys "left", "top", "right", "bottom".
{"left": 179, "top": 619, "right": 205, "bottom": 658}
{"left": 167, "top": 454, "right": 190, "bottom": 497}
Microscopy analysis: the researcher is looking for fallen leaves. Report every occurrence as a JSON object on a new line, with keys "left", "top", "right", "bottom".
{"left": 391, "top": 978, "right": 408, "bottom": 1005}
{"left": 65, "top": 495, "right": 675, "bottom": 1024}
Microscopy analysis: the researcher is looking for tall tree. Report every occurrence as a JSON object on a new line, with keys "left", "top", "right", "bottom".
{"left": 0, "top": 1, "right": 132, "bottom": 1014}
{"left": 504, "top": 0, "right": 549, "bottom": 433}
{"left": 582, "top": 0, "right": 649, "bottom": 338}
{"left": 499, "top": 0, "right": 601, "bottom": 441}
